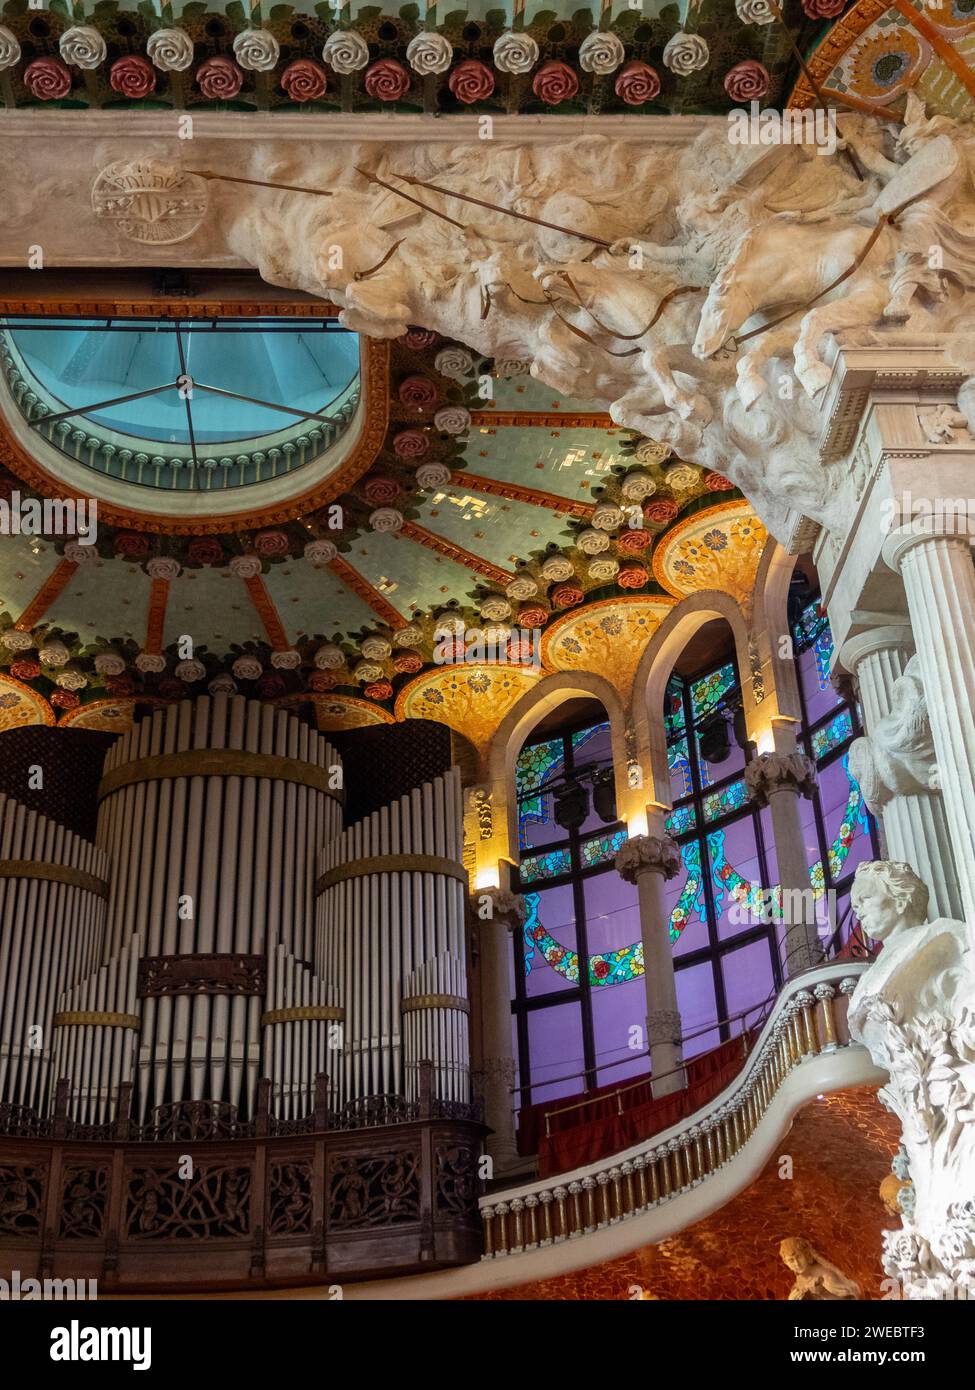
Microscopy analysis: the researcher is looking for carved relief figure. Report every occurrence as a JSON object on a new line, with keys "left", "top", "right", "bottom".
{"left": 847, "top": 655, "right": 940, "bottom": 814}
{"left": 780, "top": 1237, "right": 862, "bottom": 1300}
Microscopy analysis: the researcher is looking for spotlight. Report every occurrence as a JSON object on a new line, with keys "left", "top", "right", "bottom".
{"left": 553, "top": 781, "right": 588, "bottom": 831}
{"left": 592, "top": 770, "right": 617, "bottom": 824}
{"left": 732, "top": 703, "right": 750, "bottom": 752}
{"left": 698, "top": 711, "right": 731, "bottom": 765}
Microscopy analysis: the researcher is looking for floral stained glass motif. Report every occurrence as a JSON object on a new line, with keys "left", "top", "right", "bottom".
{"left": 702, "top": 777, "right": 748, "bottom": 823}
{"left": 666, "top": 803, "right": 696, "bottom": 836}
{"left": 811, "top": 708, "right": 853, "bottom": 759}
{"left": 523, "top": 891, "right": 580, "bottom": 984}
{"left": 690, "top": 661, "right": 737, "bottom": 721}
{"left": 515, "top": 734, "right": 564, "bottom": 850}
{"left": 664, "top": 677, "right": 686, "bottom": 738}
{"left": 670, "top": 840, "right": 705, "bottom": 943}
{"left": 792, "top": 598, "right": 829, "bottom": 649}
{"left": 520, "top": 846, "right": 572, "bottom": 884}
{"left": 579, "top": 829, "right": 627, "bottom": 869}
{"left": 814, "top": 628, "right": 834, "bottom": 692}
{"left": 668, "top": 737, "right": 693, "bottom": 799}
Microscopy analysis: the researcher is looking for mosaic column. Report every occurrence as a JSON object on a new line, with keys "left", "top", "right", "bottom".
{"left": 745, "top": 751, "right": 821, "bottom": 975}
{"left": 615, "top": 834, "right": 684, "bottom": 1097}
{"left": 884, "top": 522, "right": 975, "bottom": 938}
{"left": 477, "top": 886, "right": 525, "bottom": 1171}
{"left": 841, "top": 625, "right": 963, "bottom": 922}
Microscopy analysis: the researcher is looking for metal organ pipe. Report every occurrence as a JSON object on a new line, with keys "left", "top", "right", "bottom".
{"left": 316, "top": 768, "right": 471, "bottom": 1110}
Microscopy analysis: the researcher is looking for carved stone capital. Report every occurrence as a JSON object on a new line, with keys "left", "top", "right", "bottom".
{"left": 476, "top": 887, "right": 527, "bottom": 929}
{"left": 744, "top": 751, "right": 818, "bottom": 808}
{"left": 615, "top": 834, "right": 681, "bottom": 884}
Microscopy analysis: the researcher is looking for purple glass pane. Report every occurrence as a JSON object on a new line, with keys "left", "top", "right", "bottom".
{"left": 671, "top": 846, "right": 709, "bottom": 958}
{"left": 675, "top": 959, "right": 719, "bottom": 1058}
{"left": 583, "top": 871, "right": 641, "bottom": 957}
{"left": 710, "top": 815, "right": 764, "bottom": 942}
{"left": 591, "top": 977, "right": 650, "bottom": 1087}
{"left": 526, "top": 1001, "right": 585, "bottom": 1103}
{"left": 721, "top": 937, "right": 776, "bottom": 1037}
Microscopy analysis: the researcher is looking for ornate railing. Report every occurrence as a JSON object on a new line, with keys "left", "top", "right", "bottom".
{"left": 0, "top": 1072, "right": 485, "bottom": 1291}
{"left": 480, "top": 961, "right": 872, "bottom": 1259}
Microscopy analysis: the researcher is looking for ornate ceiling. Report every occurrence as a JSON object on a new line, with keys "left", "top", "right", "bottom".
{"left": 0, "top": 315, "right": 767, "bottom": 747}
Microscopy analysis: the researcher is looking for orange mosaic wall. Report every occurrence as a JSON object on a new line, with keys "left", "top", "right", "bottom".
{"left": 468, "top": 1087, "right": 901, "bottom": 1300}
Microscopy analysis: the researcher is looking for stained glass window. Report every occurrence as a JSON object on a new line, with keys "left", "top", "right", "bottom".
{"left": 702, "top": 777, "right": 748, "bottom": 823}
{"left": 519, "top": 846, "right": 572, "bottom": 884}
{"left": 811, "top": 709, "right": 854, "bottom": 759}
{"left": 690, "top": 661, "right": 737, "bottom": 720}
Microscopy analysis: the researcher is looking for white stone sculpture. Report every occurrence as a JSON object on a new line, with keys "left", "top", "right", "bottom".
{"left": 848, "top": 860, "right": 975, "bottom": 1300}
{"left": 847, "top": 655, "right": 940, "bottom": 813}
{"left": 142, "top": 99, "right": 975, "bottom": 544}
{"left": 779, "top": 1237, "right": 862, "bottom": 1300}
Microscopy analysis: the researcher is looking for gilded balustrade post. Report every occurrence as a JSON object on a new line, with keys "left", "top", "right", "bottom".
{"left": 794, "top": 990, "right": 818, "bottom": 1056}
{"left": 554, "top": 1186, "right": 569, "bottom": 1242}
{"left": 510, "top": 1198, "right": 525, "bottom": 1253}
{"left": 657, "top": 1145, "right": 672, "bottom": 1198}
{"left": 594, "top": 1172, "right": 609, "bottom": 1226}
{"left": 815, "top": 982, "right": 839, "bottom": 1051}
{"left": 633, "top": 1155, "right": 649, "bottom": 1211}
{"left": 568, "top": 1181, "right": 584, "bottom": 1237}
{"left": 494, "top": 1201, "right": 509, "bottom": 1255}
{"left": 582, "top": 1175, "right": 598, "bottom": 1232}
{"left": 540, "top": 1190, "right": 554, "bottom": 1246}
{"left": 648, "top": 1150, "right": 661, "bottom": 1204}
{"left": 608, "top": 1167, "right": 624, "bottom": 1223}
{"left": 525, "top": 1195, "right": 539, "bottom": 1249}
{"left": 668, "top": 1137, "right": 684, "bottom": 1191}
{"left": 690, "top": 1125, "right": 704, "bottom": 1183}
{"left": 620, "top": 1161, "right": 635, "bottom": 1215}
{"left": 481, "top": 1204, "right": 495, "bottom": 1259}
{"left": 703, "top": 1119, "right": 716, "bottom": 1174}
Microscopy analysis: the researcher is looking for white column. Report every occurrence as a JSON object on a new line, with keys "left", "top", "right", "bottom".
{"left": 884, "top": 524, "right": 975, "bottom": 938}
{"left": 840, "top": 626, "right": 963, "bottom": 922}
{"left": 476, "top": 886, "right": 524, "bottom": 1170}
{"left": 744, "top": 751, "right": 821, "bottom": 975}
{"left": 614, "top": 835, "right": 684, "bottom": 1098}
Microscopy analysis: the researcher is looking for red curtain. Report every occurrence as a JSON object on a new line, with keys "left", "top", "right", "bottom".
{"left": 520, "top": 1033, "right": 756, "bottom": 1179}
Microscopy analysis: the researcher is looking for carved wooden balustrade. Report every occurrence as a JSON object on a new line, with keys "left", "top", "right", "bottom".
{"left": 480, "top": 962, "right": 870, "bottom": 1259}
{"left": 0, "top": 1066, "right": 485, "bottom": 1291}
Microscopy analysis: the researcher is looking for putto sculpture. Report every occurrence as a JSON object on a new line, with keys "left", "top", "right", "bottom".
{"left": 779, "top": 1237, "right": 862, "bottom": 1301}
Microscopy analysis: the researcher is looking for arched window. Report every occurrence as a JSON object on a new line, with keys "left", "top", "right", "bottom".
{"left": 512, "top": 712, "right": 642, "bottom": 1104}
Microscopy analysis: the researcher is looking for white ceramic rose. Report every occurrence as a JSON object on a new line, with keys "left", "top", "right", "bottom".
{"left": 232, "top": 656, "right": 264, "bottom": 681}
{"left": 94, "top": 651, "right": 127, "bottom": 677}
{"left": 146, "top": 28, "right": 195, "bottom": 73}
{"left": 578, "top": 31, "right": 625, "bottom": 76}
{"left": 229, "top": 555, "right": 263, "bottom": 579}
{"left": 270, "top": 649, "right": 302, "bottom": 670}
{"left": 433, "top": 405, "right": 471, "bottom": 434}
{"left": 540, "top": 555, "right": 575, "bottom": 582}
{"left": 479, "top": 596, "right": 512, "bottom": 621}
{"left": 361, "top": 635, "right": 392, "bottom": 661}
{"left": 322, "top": 30, "right": 370, "bottom": 75}
{"left": 506, "top": 576, "right": 538, "bottom": 601}
{"left": 493, "top": 31, "right": 539, "bottom": 75}
{"left": 392, "top": 624, "right": 424, "bottom": 647}
{"left": 405, "top": 32, "right": 453, "bottom": 76}
{"left": 592, "top": 501, "right": 626, "bottom": 531}
{"left": 0, "top": 27, "right": 22, "bottom": 72}
{"left": 735, "top": 0, "right": 776, "bottom": 24}
{"left": 415, "top": 462, "right": 452, "bottom": 490}
{"left": 135, "top": 652, "right": 167, "bottom": 675}
{"left": 304, "top": 538, "right": 338, "bottom": 565}
{"left": 233, "top": 29, "right": 280, "bottom": 72}
{"left": 39, "top": 640, "right": 71, "bottom": 668}
{"left": 662, "top": 32, "right": 710, "bottom": 77}
{"left": 175, "top": 658, "right": 207, "bottom": 683}
{"left": 434, "top": 347, "right": 474, "bottom": 380}
{"left": 56, "top": 667, "right": 88, "bottom": 691}
{"left": 1, "top": 628, "right": 34, "bottom": 652}
{"left": 369, "top": 508, "right": 404, "bottom": 533}
{"left": 576, "top": 528, "right": 611, "bottom": 555}
{"left": 314, "top": 644, "right": 345, "bottom": 670}
{"left": 59, "top": 26, "right": 107, "bottom": 70}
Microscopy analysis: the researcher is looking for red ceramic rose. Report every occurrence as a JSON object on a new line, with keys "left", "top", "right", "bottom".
{"left": 281, "top": 59, "right": 328, "bottom": 102}
{"left": 253, "top": 529, "right": 290, "bottom": 558}
{"left": 532, "top": 61, "right": 579, "bottom": 106}
{"left": 398, "top": 375, "right": 439, "bottom": 408}
{"left": 364, "top": 59, "right": 410, "bottom": 103}
{"left": 614, "top": 61, "right": 660, "bottom": 106}
{"left": 551, "top": 583, "right": 584, "bottom": 609}
{"left": 644, "top": 499, "right": 679, "bottom": 525}
{"left": 362, "top": 476, "right": 401, "bottom": 507}
{"left": 308, "top": 670, "right": 339, "bottom": 693}
{"left": 364, "top": 679, "right": 393, "bottom": 700}
{"left": 399, "top": 328, "right": 439, "bottom": 350}
{"left": 24, "top": 59, "right": 72, "bottom": 102}
{"left": 618, "top": 564, "right": 649, "bottom": 589}
{"left": 10, "top": 660, "right": 41, "bottom": 681}
{"left": 448, "top": 59, "right": 494, "bottom": 105}
{"left": 50, "top": 689, "right": 80, "bottom": 710}
{"left": 723, "top": 60, "right": 769, "bottom": 104}
{"left": 392, "top": 429, "right": 429, "bottom": 459}
{"left": 704, "top": 471, "right": 734, "bottom": 491}
{"left": 592, "top": 959, "right": 610, "bottom": 980}
{"left": 393, "top": 652, "right": 423, "bottom": 674}
{"left": 801, "top": 0, "right": 846, "bottom": 15}
{"left": 616, "top": 528, "right": 651, "bottom": 554}
{"left": 196, "top": 56, "right": 244, "bottom": 101}
{"left": 158, "top": 679, "right": 186, "bottom": 699}
{"left": 110, "top": 55, "right": 157, "bottom": 99}
{"left": 114, "top": 531, "right": 150, "bottom": 559}
{"left": 257, "top": 672, "right": 286, "bottom": 697}
{"left": 518, "top": 605, "right": 549, "bottom": 628}
{"left": 187, "top": 537, "right": 225, "bottom": 566}
{"left": 107, "top": 675, "right": 135, "bottom": 696}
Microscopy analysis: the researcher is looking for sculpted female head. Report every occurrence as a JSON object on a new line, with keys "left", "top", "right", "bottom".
{"left": 851, "top": 860, "right": 929, "bottom": 941}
